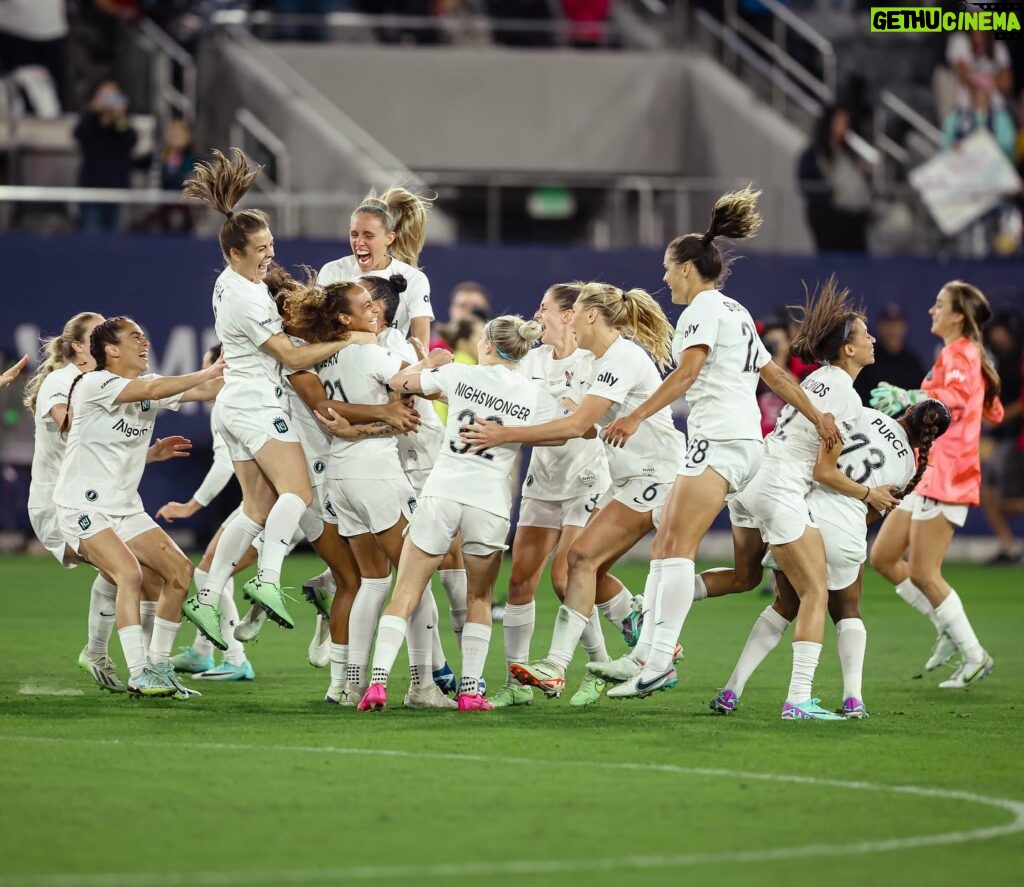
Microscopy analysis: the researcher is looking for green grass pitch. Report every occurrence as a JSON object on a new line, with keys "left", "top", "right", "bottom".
{"left": 0, "top": 553, "right": 1021, "bottom": 887}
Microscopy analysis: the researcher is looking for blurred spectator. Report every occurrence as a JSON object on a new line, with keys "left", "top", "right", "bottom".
{"left": 947, "top": 27, "right": 1012, "bottom": 110}
{"left": 448, "top": 280, "right": 491, "bottom": 323}
{"left": 941, "top": 82, "right": 1016, "bottom": 163}
{"left": 74, "top": 79, "right": 137, "bottom": 232}
{"left": 486, "top": 0, "right": 556, "bottom": 47}
{"left": 434, "top": 317, "right": 485, "bottom": 423}
{"left": 561, "top": 0, "right": 609, "bottom": 48}
{"left": 980, "top": 311, "right": 1024, "bottom": 563}
{"left": 356, "top": 0, "right": 441, "bottom": 44}
{"left": 797, "top": 105, "right": 872, "bottom": 253}
{"left": 853, "top": 303, "right": 928, "bottom": 403}
{"left": 755, "top": 316, "right": 795, "bottom": 438}
{"left": 140, "top": 118, "right": 197, "bottom": 233}
{"left": 0, "top": 0, "right": 68, "bottom": 116}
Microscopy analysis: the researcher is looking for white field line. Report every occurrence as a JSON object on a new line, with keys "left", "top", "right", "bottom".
{"left": 16, "top": 685, "right": 84, "bottom": 697}
{"left": 0, "top": 734, "right": 1022, "bottom": 887}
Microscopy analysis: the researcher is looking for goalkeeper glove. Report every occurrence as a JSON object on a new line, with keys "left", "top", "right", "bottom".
{"left": 869, "top": 382, "right": 924, "bottom": 417}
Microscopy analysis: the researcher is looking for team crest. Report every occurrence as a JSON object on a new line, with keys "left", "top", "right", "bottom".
{"left": 85, "top": 490, "right": 98, "bottom": 502}
{"left": 78, "top": 514, "right": 92, "bottom": 531}
{"left": 273, "top": 417, "right": 289, "bottom": 434}
{"left": 140, "top": 400, "right": 151, "bottom": 412}
{"left": 313, "top": 459, "right": 326, "bottom": 475}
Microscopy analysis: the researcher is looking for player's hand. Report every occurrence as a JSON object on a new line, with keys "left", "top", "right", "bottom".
{"left": 314, "top": 406, "right": 355, "bottom": 437}
{"left": 156, "top": 499, "right": 200, "bottom": 523}
{"left": 343, "top": 331, "right": 377, "bottom": 347}
{"left": 870, "top": 383, "right": 923, "bottom": 417}
{"left": 382, "top": 398, "right": 420, "bottom": 433}
{"left": 425, "top": 348, "right": 453, "bottom": 369}
{"left": 814, "top": 411, "right": 840, "bottom": 448}
{"left": 865, "top": 484, "right": 900, "bottom": 513}
{"left": 460, "top": 415, "right": 507, "bottom": 452}
{"left": 408, "top": 336, "right": 429, "bottom": 362}
{"left": 603, "top": 413, "right": 642, "bottom": 448}
{"left": 203, "top": 355, "right": 226, "bottom": 381}
{"left": 0, "top": 355, "right": 29, "bottom": 390}
{"left": 149, "top": 435, "right": 191, "bottom": 462}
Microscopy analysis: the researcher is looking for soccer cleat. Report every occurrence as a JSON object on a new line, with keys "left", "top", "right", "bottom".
{"left": 77, "top": 648, "right": 126, "bottom": 693}
{"left": 168, "top": 645, "right": 214, "bottom": 674}
{"left": 127, "top": 664, "right": 178, "bottom": 698}
{"left": 308, "top": 614, "right": 331, "bottom": 668}
{"left": 433, "top": 662, "right": 457, "bottom": 695}
{"left": 510, "top": 659, "right": 566, "bottom": 698}
{"left": 181, "top": 596, "right": 227, "bottom": 651}
{"left": 938, "top": 654, "right": 994, "bottom": 689}
{"left": 457, "top": 693, "right": 493, "bottom": 712}
{"left": 569, "top": 672, "right": 607, "bottom": 707}
{"left": 709, "top": 689, "right": 738, "bottom": 715}
{"left": 841, "top": 697, "right": 869, "bottom": 719}
{"left": 149, "top": 660, "right": 202, "bottom": 700}
{"left": 234, "top": 603, "right": 269, "bottom": 643}
{"left": 606, "top": 667, "right": 678, "bottom": 699}
{"left": 241, "top": 576, "right": 295, "bottom": 629}
{"left": 404, "top": 684, "right": 458, "bottom": 709}
{"left": 781, "top": 698, "right": 843, "bottom": 720}
{"left": 302, "top": 573, "right": 335, "bottom": 620}
{"left": 586, "top": 654, "right": 642, "bottom": 683}
{"left": 194, "top": 660, "right": 255, "bottom": 681}
{"left": 325, "top": 684, "right": 345, "bottom": 704}
{"left": 479, "top": 676, "right": 488, "bottom": 696}
{"left": 924, "top": 631, "right": 959, "bottom": 672}
{"left": 357, "top": 683, "right": 387, "bottom": 711}
{"left": 673, "top": 643, "right": 685, "bottom": 663}
{"left": 340, "top": 682, "right": 365, "bottom": 707}
{"left": 490, "top": 680, "right": 534, "bottom": 708}
{"left": 620, "top": 594, "right": 644, "bottom": 647}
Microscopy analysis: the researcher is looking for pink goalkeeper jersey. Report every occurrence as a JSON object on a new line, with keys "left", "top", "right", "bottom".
{"left": 917, "top": 337, "right": 1004, "bottom": 506}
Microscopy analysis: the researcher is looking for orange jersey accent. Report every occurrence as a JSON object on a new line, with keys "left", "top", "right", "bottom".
{"left": 918, "top": 337, "right": 1004, "bottom": 506}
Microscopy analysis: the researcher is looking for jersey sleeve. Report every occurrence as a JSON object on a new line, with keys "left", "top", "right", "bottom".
{"left": 420, "top": 363, "right": 459, "bottom": 398}
{"left": 403, "top": 269, "right": 434, "bottom": 322}
{"left": 923, "top": 351, "right": 974, "bottom": 414}
{"left": 676, "top": 299, "right": 720, "bottom": 353}
{"left": 371, "top": 349, "right": 405, "bottom": 386}
{"left": 86, "top": 370, "right": 132, "bottom": 411}
{"left": 282, "top": 336, "right": 310, "bottom": 378}
{"left": 37, "top": 371, "right": 71, "bottom": 418}
{"left": 192, "top": 458, "right": 235, "bottom": 507}
{"left": 229, "top": 290, "right": 283, "bottom": 349}
{"left": 586, "top": 349, "right": 641, "bottom": 406}
{"left": 753, "top": 337, "right": 773, "bottom": 371}
{"left": 317, "top": 260, "right": 346, "bottom": 286}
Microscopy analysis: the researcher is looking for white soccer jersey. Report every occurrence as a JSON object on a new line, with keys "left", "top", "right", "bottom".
{"left": 808, "top": 408, "right": 916, "bottom": 530}
{"left": 673, "top": 289, "right": 771, "bottom": 441}
{"left": 518, "top": 345, "right": 610, "bottom": 502}
{"left": 212, "top": 265, "right": 284, "bottom": 409}
{"left": 419, "top": 363, "right": 559, "bottom": 518}
{"left": 28, "top": 363, "right": 81, "bottom": 510}
{"left": 318, "top": 255, "right": 433, "bottom": 337}
{"left": 763, "top": 364, "right": 863, "bottom": 470}
{"left": 578, "top": 337, "right": 686, "bottom": 485}
{"left": 314, "top": 343, "right": 405, "bottom": 480}
{"left": 377, "top": 327, "right": 444, "bottom": 473}
{"left": 53, "top": 371, "right": 183, "bottom": 515}
{"left": 281, "top": 336, "right": 333, "bottom": 486}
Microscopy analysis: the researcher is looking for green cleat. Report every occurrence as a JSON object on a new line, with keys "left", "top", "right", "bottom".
{"left": 169, "top": 646, "right": 214, "bottom": 674}
{"left": 490, "top": 681, "right": 534, "bottom": 708}
{"left": 181, "top": 596, "right": 226, "bottom": 651}
{"left": 569, "top": 672, "right": 607, "bottom": 707}
{"left": 242, "top": 576, "right": 295, "bottom": 630}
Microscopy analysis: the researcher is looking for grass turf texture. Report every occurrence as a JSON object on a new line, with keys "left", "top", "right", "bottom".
{"left": 0, "top": 553, "right": 1020, "bottom": 887}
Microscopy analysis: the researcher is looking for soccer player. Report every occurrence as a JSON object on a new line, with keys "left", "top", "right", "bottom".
{"left": 318, "top": 186, "right": 434, "bottom": 345}
{"left": 357, "top": 314, "right": 557, "bottom": 713}
{"left": 727, "top": 278, "right": 891, "bottom": 720}
{"left": 54, "top": 317, "right": 223, "bottom": 697}
{"left": 180, "top": 148, "right": 361, "bottom": 647}
{"left": 596, "top": 189, "right": 840, "bottom": 700}
{"left": 710, "top": 400, "right": 951, "bottom": 718}
{"left": 460, "top": 283, "right": 685, "bottom": 700}
{"left": 869, "top": 281, "right": 1004, "bottom": 688}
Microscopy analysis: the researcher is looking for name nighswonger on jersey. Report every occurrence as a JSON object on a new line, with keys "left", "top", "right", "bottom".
{"left": 419, "top": 363, "right": 560, "bottom": 518}
{"left": 672, "top": 290, "right": 771, "bottom": 442}
{"left": 808, "top": 407, "right": 915, "bottom": 529}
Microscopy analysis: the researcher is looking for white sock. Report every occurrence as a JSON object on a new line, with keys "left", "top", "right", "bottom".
{"left": 348, "top": 575, "right": 391, "bottom": 687}
{"left": 894, "top": 578, "right": 942, "bottom": 633}
{"left": 632, "top": 559, "right": 662, "bottom": 665}
{"left": 297, "top": 507, "right": 324, "bottom": 544}
{"left": 693, "top": 572, "right": 709, "bottom": 602}
{"left": 139, "top": 601, "right": 157, "bottom": 652}
{"left": 119, "top": 625, "right": 147, "bottom": 678}
{"left": 329, "top": 642, "right": 348, "bottom": 688}
{"left": 580, "top": 608, "right": 609, "bottom": 663}
{"left": 459, "top": 622, "right": 492, "bottom": 696}
{"left": 643, "top": 557, "right": 694, "bottom": 676}
{"left": 439, "top": 569, "right": 468, "bottom": 647}
{"left": 429, "top": 593, "right": 446, "bottom": 671}
{"left": 258, "top": 492, "right": 308, "bottom": 585}
{"left": 934, "top": 591, "right": 985, "bottom": 663}
{"left": 503, "top": 601, "right": 535, "bottom": 670}
{"left": 220, "top": 579, "right": 247, "bottom": 665}
{"left": 369, "top": 614, "right": 407, "bottom": 687}
{"left": 148, "top": 616, "right": 180, "bottom": 665}
{"left": 835, "top": 618, "right": 867, "bottom": 701}
{"left": 547, "top": 604, "right": 589, "bottom": 669}
{"left": 787, "top": 640, "right": 822, "bottom": 704}
{"left": 200, "top": 513, "right": 262, "bottom": 605}
{"left": 725, "top": 606, "right": 790, "bottom": 697}
{"left": 406, "top": 585, "right": 435, "bottom": 689}
{"left": 596, "top": 583, "right": 633, "bottom": 629}
{"left": 86, "top": 575, "right": 117, "bottom": 656}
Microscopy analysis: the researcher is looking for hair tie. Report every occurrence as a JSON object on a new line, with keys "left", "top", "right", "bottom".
{"left": 226, "top": 211, "right": 234, "bottom": 220}
{"left": 486, "top": 323, "right": 520, "bottom": 362}
{"left": 701, "top": 231, "right": 714, "bottom": 245}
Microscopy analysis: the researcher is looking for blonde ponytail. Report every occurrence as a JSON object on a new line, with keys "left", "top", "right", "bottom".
{"left": 575, "top": 283, "right": 674, "bottom": 371}
{"left": 23, "top": 311, "right": 103, "bottom": 413}
{"left": 485, "top": 315, "right": 542, "bottom": 361}
{"left": 355, "top": 185, "right": 433, "bottom": 268}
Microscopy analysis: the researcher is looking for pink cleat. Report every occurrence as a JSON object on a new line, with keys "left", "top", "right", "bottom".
{"left": 357, "top": 683, "right": 387, "bottom": 712}
{"left": 457, "top": 693, "right": 493, "bottom": 712}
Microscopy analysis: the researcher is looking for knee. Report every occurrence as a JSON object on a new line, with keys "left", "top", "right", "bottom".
{"left": 175, "top": 558, "right": 195, "bottom": 592}
{"left": 119, "top": 566, "right": 145, "bottom": 595}
{"left": 566, "top": 545, "right": 598, "bottom": 576}
{"left": 774, "top": 598, "right": 799, "bottom": 622}
{"left": 907, "top": 565, "right": 936, "bottom": 590}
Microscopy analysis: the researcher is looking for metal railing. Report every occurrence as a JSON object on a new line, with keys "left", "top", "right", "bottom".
{"left": 872, "top": 90, "right": 943, "bottom": 188}
{"left": 133, "top": 18, "right": 197, "bottom": 129}
{"left": 229, "top": 108, "right": 295, "bottom": 235}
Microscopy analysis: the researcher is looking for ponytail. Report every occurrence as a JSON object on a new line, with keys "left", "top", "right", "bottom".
{"left": 24, "top": 312, "right": 103, "bottom": 413}
{"left": 897, "top": 399, "right": 952, "bottom": 500}
{"left": 574, "top": 282, "right": 674, "bottom": 371}
{"left": 789, "top": 276, "right": 864, "bottom": 364}
{"left": 942, "top": 281, "right": 1001, "bottom": 407}
{"left": 60, "top": 318, "right": 129, "bottom": 436}
{"left": 665, "top": 186, "right": 762, "bottom": 285}
{"left": 355, "top": 185, "right": 433, "bottom": 268}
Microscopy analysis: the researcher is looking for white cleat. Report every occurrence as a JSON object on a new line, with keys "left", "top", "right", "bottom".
{"left": 938, "top": 654, "right": 994, "bottom": 689}
{"left": 341, "top": 681, "right": 365, "bottom": 707}
{"left": 606, "top": 667, "right": 678, "bottom": 699}
{"left": 234, "top": 603, "right": 269, "bottom": 643}
{"left": 585, "top": 654, "right": 642, "bottom": 683}
{"left": 923, "top": 631, "right": 958, "bottom": 672}
{"left": 308, "top": 614, "right": 331, "bottom": 668}
{"left": 77, "top": 647, "right": 127, "bottom": 693}
{"left": 404, "top": 684, "right": 458, "bottom": 709}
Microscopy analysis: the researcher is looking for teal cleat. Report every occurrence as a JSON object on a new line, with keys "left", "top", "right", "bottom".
{"left": 195, "top": 660, "right": 255, "bottom": 681}
{"left": 569, "top": 672, "right": 607, "bottom": 707}
{"left": 127, "top": 664, "right": 177, "bottom": 698}
{"left": 620, "top": 594, "right": 644, "bottom": 648}
{"left": 781, "top": 698, "right": 843, "bottom": 720}
{"left": 181, "top": 596, "right": 227, "bottom": 651}
{"left": 149, "top": 660, "right": 202, "bottom": 700}
{"left": 169, "top": 646, "right": 214, "bottom": 674}
{"left": 242, "top": 576, "right": 295, "bottom": 629}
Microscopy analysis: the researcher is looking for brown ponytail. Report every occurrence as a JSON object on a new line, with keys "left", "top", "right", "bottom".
{"left": 942, "top": 281, "right": 1001, "bottom": 407}
{"left": 789, "top": 276, "right": 865, "bottom": 364}
{"left": 666, "top": 187, "right": 762, "bottom": 285}
{"left": 287, "top": 281, "right": 365, "bottom": 344}
{"left": 896, "top": 399, "right": 952, "bottom": 499}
